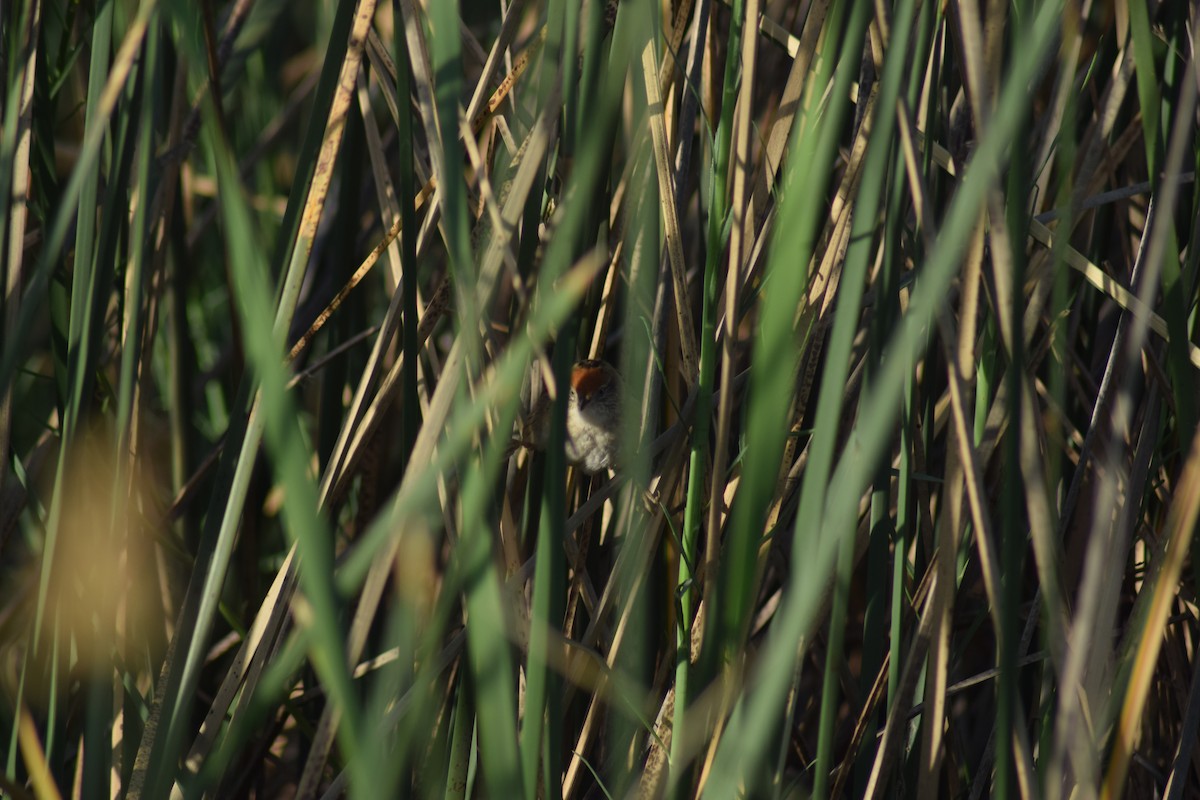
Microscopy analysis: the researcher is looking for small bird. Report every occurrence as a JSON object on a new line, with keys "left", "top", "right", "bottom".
{"left": 526, "top": 359, "right": 622, "bottom": 474}
{"left": 564, "top": 359, "right": 622, "bottom": 474}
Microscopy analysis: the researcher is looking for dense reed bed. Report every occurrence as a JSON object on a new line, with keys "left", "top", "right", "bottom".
{"left": 3, "top": 0, "right": 1200, "bottom": 797}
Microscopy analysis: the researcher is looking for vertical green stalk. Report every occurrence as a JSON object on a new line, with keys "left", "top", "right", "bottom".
{"left": 996, "top": 338, "right": 1022, "bottom": 798}
{"left": 524, "top": 334, "right": 572, "bottom": 800}
{"left": 112, "top": 13, "right": 157, "bottom": 536}
{"left": 706, "top": 3, "right": 1064, "bottom": 795}
{"left": 618, "top": 129, "right": 661, "bottom": 800}
{"left": 139, "top": 0, "right": 364, "bottom": 793}
{"left": 426, "top": 0, "right": 523, "bottom": 791}
{"left": 393, "top": 0, "right": 420, "bottom": 465}
{"left": 520, "top": 7, "right": 566, "bottom": 800}
{"left": 996, "top": 26, "right": 1034, "bottom": 798}
{"left": 84, "top": 34, "right": 144, "bottom": 800}
{"left": 92, "top": 19, "right": 161, "bottom": 799}
{"left": 593, "top": 6, "right": 663, "bottom": 795}
{"left": 32, "top": 0, "right": 115, "bottom": 670}
{"left": 671, "top": 0, "right": 743, "bottom": 792}
{"left": 0, "top": 1, "right": 153, "bottom": 395}
{"left": 811, "top": 1, "right": 915, "bottom": 795}
{"left": 699, "top": 0, "right": 867, "bottom": 793}
{"left": 208, "top": 104, "right": 374, "bottom": 793}
{"left": 865, "top": 6, "right": 934, "bottom": 791}
{"left": 426, "top": 0, "right": 472, "bottom": 295}
{"left": 350, "top": 12, "right": 422, "bottom": 795}
{"left": 1127, "top": 1, "right": 1195, "bottom": 446}
{"left": 892, "top": 373, "right": 915, "bottom": 706}
{"left": 454, "top": 427, "right": 527, "bottom": 798}
{"left": 687, "top": 0, "right": 742, "bottom": 667}
{"left": 856, "top": 143, "right": 906, "bottom": 793}
{"left": 1037, "top": 15, "right": 1081, "bottom": 773}
{"left": 522, "top": 15, "right": 576, "bottom": 789}
{"left": 814, "top": 532, "right": 855, "bottom": 799}
{"left": 444, "top": 676, "right": 476, "bottom": 800}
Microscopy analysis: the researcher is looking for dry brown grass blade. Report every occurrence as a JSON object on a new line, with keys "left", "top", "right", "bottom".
{"left": 1102, "top": 423, "right": 1200, "bottom": 798}
{"left": 808, "top": 74, "right": 879, "bottom": 315}
{"left": 705, "top": 0, "right": 759, "bottom": 601}
{"left": 757, "top": 71, "right": 882, "bottom": 529}
{"left": 285, "top": 203, "right": 417, "bottom": 363}
{"left": 918, "top": 204, "right": 985, "bottom": 796}
{"left": 585, "top": 241, "right": 624, "bottom": 361}
{"left": 1031, "top": 6, "right": 1088, "bottom": 214}
{"left": 910, "top": 119, "right": 1200, "bottom": 369}
{"left": 308, "top": 4, "right": 557, "bottom": 522}
{"left": 471, "top": 24, "right": 547, "bottom": 129}
{"left": 356, "top": 72, "right": 405, "bottom": 290}
{"left": 460, "top": 116, "right": 520, "bottom": 281}
{"left": 562, "top": 499, "right": 671, "bottom": 797}
{"left": 208, "top": 3, "right": 378, "bottom": 794}
{"left": 830, "top": 649, "right": 889, "bottom": 798}
{"left": 742, "top": 0, "right": 828, "bottom": 251}
{"left": 1164, "top": 636, "right": 1200, "bottom": 799}
{"left": 939, "top": 311, "right": 1005, "bottom": 625}
{"left": 175, "top": 549, "right": 297, "bottom": 794}
{"left": 398, "top": 0, "right": 447, "bottom": 201}
{"left": 717, "top": 0, "right": 801, "bottom": 57}
{"left": 0, "top": 0, "right": 39, "bottom": 497}
{"left": 1070, "top": 44, "right": 1136, "bottom": 217}
{"left": 641, "top": 40, "right": 700, "bottom": 386}
{"left": 557, "top": 426, "right": 698, "bottom": 796}
{"left": 17, "top": 705, "right": 59, "bottom": 800}
{"left": 755, "top": 63, "right": 884, "bottom": 533}
{"left": 321, "top": 273, "right": 449, "bottom": 508}
{"left": 464, "top": 0, "right": 534, "bottom": 125}
{"left": 294, "top": 0, "right": 379, "bottom": 250}
{"left": 364, "top": 29, "right": 404, "bottom": 128}
{"left": 862, "top": 570, "right": 938, "bottom": 799}
{"left": 657, "top": 0, "right": 696, "bottom": 100}
{"left": 961, "top": 0, "right": 1011, "bottom": 134}
{"left": 636, "top": 685, "right": 676, "bottom": 799}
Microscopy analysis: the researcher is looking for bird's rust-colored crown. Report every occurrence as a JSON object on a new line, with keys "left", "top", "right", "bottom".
{"left": 570, "top": 359, "right": 610, "bottom": 400}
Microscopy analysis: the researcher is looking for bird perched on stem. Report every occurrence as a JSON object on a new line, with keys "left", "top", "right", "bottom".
{"left": 524, "top": 359, "right": 622, "bottom": 475}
